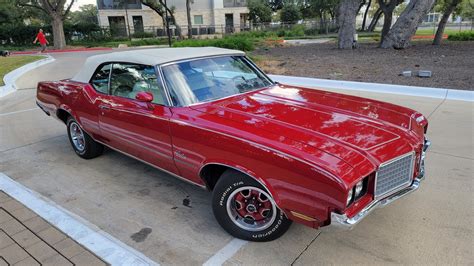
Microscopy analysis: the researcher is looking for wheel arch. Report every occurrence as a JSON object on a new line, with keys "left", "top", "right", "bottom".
{"left": 56, "top": 108, "right": 71, "bottom": 124}
{"left": 199, "top": 162, "right": 282, "bottom": 208}
{"left": 56, "top": 105, "right": 79, "bottom": 125}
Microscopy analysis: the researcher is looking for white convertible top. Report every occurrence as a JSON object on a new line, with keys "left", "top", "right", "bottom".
{"left": 72, "top": 47, "right": 245, "bottom": 83}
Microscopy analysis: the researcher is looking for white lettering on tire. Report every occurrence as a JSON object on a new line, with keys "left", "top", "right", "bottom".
{"left": 219, "top": 181, "right": 244, "bottom": 206}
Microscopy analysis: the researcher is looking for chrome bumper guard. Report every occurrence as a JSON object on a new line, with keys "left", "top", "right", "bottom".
{"left": 326, "top": 138, "right": 431, "bottom": 231}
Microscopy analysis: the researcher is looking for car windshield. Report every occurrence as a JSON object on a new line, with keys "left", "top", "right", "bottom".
{"left": 161, "top": 56, "right": 273, "bottom": 106}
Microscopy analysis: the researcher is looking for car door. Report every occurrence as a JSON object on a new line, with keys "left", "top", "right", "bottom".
{"left": 98, "top": 62, "right": 179, "bottom": 174}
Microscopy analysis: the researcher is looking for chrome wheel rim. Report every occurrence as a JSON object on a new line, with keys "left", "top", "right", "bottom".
{"left": 226, "top": 186, "right": 277, "bottom": 231}
{"left": 69, "top": 122, "right": 85, "bottom": 152}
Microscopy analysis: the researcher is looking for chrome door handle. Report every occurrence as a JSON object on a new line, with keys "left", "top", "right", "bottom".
{"left": 99, "top": 105, "right": 110, "bottom": 110}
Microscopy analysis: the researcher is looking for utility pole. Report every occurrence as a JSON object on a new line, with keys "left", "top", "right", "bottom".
{"left": 164, "top": 0, "right": 172, "bottom": 47}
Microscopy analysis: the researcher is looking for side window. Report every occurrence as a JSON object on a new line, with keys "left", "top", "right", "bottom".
{"left": 110, "top": 63, "right": 166, "bottom": 105}
{"left": 90, "top": 64, "right": 111, "bottom": 94}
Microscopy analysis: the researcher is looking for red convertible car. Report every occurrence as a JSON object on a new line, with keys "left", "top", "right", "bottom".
{"left": 37, "top": 47, "right": 430, "bottom": 241}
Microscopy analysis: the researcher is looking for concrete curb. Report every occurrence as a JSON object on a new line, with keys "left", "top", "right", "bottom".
{"left": 269, "top": 75, "right": 474, "bottom": 102}
{"left": 12, "top": 47, "right": 113, "bottom": 55}
{"left": 0, "top": 55, "right": 55, "bottom": 98}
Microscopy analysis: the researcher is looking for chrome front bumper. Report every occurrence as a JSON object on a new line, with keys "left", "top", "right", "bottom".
{"left": 326, "top": 138, "right": 430, "bottom": 230}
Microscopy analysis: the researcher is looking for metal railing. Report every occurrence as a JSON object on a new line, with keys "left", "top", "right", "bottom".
{"left": 73, "top": 20, "right": 472, "bottom": 41}
{"left": 100, "top": 21, "right": 340, "bottom": 39}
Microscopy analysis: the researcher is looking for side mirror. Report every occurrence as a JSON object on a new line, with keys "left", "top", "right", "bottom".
{"left": 135, "top": 91, "right": 153, "bottom": 103}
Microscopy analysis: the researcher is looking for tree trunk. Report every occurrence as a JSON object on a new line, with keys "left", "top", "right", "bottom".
{"left": 361, "top": 0, "right": 372, "bottom": 31}
{"left": 318, "top": 12, "right": 324, "bottom": 34}
{"left": 337, "top": 0, "right": 362, "bottom": 49}
{"left": 186, "top": 0, "right": 192, "bottom": 38}
{"left": 380, "top": 0, "right": 436, "bottom": 49}
{"left": 52, "top": 15, "right": 66, "bottom": 49}
{"left": 378, "top": 0, "right": 403, "bottom": 43}
{"left": 367, "top": 8, "right": 382, "bottom": 32}
{"left": 433, "top": 0, "right": 461, "bottom": 45}
{"left": 165, "top": 7, "right": 183, "bottom": 39}
{"left": 380, "top": 11, "right": 393, "bottom": 40}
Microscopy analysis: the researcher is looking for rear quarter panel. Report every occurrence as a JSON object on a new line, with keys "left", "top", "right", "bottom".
{"left": 37, "top": 80, "right": 102, "bottom": 138}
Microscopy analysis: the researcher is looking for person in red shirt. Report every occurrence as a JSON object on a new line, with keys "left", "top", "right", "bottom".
{"left": 33, "top": 29, "right": 49, "bottom": 53}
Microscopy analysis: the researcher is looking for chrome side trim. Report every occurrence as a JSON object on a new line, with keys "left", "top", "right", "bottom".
{"left": 96, "top": 139, "right": 207, "bottom": 189}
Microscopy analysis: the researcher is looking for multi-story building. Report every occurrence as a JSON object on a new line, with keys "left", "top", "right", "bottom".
{"left": 96, "top": 0, "right": 249, "bottom": 36}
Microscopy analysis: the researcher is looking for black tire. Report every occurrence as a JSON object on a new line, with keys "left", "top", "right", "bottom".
{"left": 66, "top": 117, "right": 103, "bottom": 159}
{"left": 212, "top": 169, "right": 292, "bottom": 242}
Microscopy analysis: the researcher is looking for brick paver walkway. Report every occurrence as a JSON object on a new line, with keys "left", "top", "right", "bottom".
{"left": 0, "top": 191, "right": 107, "bottom": 265}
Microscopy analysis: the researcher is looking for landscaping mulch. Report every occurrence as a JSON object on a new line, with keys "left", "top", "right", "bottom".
{"left": 254, "top": 40, "right": 474, "bottom": 91}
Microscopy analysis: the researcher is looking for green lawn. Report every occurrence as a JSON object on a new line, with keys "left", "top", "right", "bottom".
{"left": 0, "top": 55, "right": 44, "bottom": 86}
{"left": 416, "top": 28, "right": 468, "bottom": 36}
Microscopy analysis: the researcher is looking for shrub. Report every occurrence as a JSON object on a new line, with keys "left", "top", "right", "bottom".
{"left": 0, "top": 24, "right": 49, "bottom": 46}
{"left": 132, "top": 31, "right": 155, "bottom": 39}
{"left": 173, "top": 35, "right": 254, "bottom": 51}
{"left": 131, "top": 38, "right": 167, "bottom": 46}
{"left": 448, "top": 31, "right": 474, "bottom": 41}
{"left": 276, "top": 24, "right": 305, "bottom": 37}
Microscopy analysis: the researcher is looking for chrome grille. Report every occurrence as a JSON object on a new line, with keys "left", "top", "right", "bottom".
{"left": 375, "top": 153, "right": 415, "bottom": 198}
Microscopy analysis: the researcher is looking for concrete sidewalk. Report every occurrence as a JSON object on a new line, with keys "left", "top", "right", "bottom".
{"left": 0, "top": 191, "right": 107, "bottom": 265}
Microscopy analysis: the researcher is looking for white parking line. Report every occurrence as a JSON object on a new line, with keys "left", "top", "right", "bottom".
{"left": 0, "top": 107, "right": 38, "bottom": 117}
{"left": 203, "top": 238, "right": 248, "bottom": 266}
{"left": 0, "top": 173, "right": 159, "bottom": 266}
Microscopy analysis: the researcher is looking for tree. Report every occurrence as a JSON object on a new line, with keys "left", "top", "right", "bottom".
{"left": 433, "top": 0, "right": 462, "bottom": 45}
{"left": 459, "top": 0, "right": 474, "bottom": 20}
{"left": 269, "top": 0, "right": 284, "bottom": 11}
{"left": 280, "top": 3, "right": 302, "bottom": 23}
{"left": 337, "top": 0, "right": 363, "bottom": 49}
{"left": 366, "top": 0, "right": 382, "bottom": 31}
{"left": 361, "top": 0, "right": 372, "bottom": 30}
{"left": 378, "top": 0, "right": 403, "bottom": 40}
{"left": 300, "top": 0, "right": 339, "bottom": 34}
{"left": 380, "top": 0, "right": 436, "bottom": 49}
{"left": 186, "top": 0, "right": 193, "bottom": 38}
{"left": 0, "top": 1, "right": 24, "bottom": 25}
{"left": 17, "top": 0, "right": 75, "bottom": 49}
{"left": 248, "top": 0, "right": 273, "bottom": 24}
{"left": 69, "top": 4, "right": 98, "bottom": 25}
{"left": 140, "top": 0, "right": 182, "bottom": 38}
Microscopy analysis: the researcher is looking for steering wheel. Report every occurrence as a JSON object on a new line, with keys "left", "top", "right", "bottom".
{"left": 232, "top": 75, "right": 247, "bottom": 88}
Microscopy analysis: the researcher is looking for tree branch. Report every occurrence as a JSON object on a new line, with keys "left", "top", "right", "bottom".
{"left": 141, "top": 1, "right": 164, "bottom": 17}
{"left": 18, "top": 2, "right": 49, "bottom": 14}
{"left": 53, "top": 0, "right": 66, "bottom": 12}
{"left": 63, "top": 0, "right": 75, "bottom": 17}
{"left": 40, "top": 0, "right": 55, "bottom": 12}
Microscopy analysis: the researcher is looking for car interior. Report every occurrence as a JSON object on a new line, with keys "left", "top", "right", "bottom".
{"left": 110, "top": 63, "right": 165, "bottom": 105}
{"left": 90, "top": 63, "right": 166, "bottom": 105}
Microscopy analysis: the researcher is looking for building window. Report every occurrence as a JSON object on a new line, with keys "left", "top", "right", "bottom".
{"left": 98, "top": 0, "right": 141, "bottom": 10}
{"left": 108, "top": 16, "right": 127, "bottom": 37}
{"left": 132, "top": 16, "right": 144, "bottom": 33}
{"left": 194, "top": 15, "right": 203, "bottom": 25}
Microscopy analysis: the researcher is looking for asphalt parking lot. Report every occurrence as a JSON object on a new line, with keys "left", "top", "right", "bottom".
{"left": 0, "top": 51, "right": 472, "bottom": 265}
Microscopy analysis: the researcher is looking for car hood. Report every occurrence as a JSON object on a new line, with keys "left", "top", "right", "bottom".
{"left": 191, "top": 85, "right": 425, "bottom": 184}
